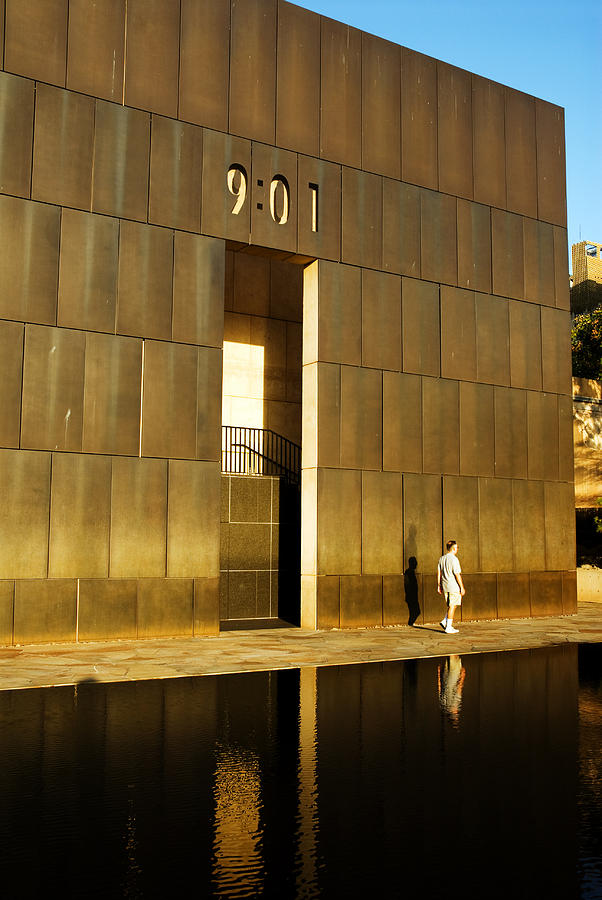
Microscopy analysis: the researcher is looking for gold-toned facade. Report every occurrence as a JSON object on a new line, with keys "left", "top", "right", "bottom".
{"left": 0, "top": 0, "right": 575, "bottom": 644}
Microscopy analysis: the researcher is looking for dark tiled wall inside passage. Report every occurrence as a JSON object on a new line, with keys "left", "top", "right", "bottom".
{"left": 220, "top": 475, "right": 280, "bottom": 620}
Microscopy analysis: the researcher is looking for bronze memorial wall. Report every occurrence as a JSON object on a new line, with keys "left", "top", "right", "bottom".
{"left": 0, "top": 0, "right": 575, "bottom": 644}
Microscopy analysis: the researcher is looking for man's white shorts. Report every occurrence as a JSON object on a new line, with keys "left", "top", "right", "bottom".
{"left": 445, "top": 591, "right": 462, "bottom": 607}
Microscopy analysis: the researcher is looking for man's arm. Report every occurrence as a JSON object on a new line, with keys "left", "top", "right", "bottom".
{"left": 456, "top": 572, "right": 465, "bottom": 596}
{"left": 437, "top": 563, "right": 442, "bottom": 594}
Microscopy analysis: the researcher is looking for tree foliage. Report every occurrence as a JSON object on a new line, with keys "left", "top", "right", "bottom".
{"left": 571, "top": 308, "right": 602, "bottom": 379}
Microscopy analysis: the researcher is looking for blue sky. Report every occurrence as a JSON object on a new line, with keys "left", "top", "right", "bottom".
{"left": 302, "top": 0, "right": 601, "bottom": 264}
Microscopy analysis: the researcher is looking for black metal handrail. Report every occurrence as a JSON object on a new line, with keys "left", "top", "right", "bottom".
{"left": 222, "top": 426, "right": 301, "bottom": 485}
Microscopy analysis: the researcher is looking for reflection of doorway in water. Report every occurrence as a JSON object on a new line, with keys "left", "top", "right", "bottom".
{"left": 438, "top": 655, "right": 466, "bottom": 727}
{"left": 220, "top": 248, "right": 305, "bottom": 626}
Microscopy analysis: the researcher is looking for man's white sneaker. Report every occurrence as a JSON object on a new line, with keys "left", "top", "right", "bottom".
{"left": 440, "top": 619, "right": 447, "bottom": 630}
{"left": 444, "top": 625, "right": 459, "bottom": 634}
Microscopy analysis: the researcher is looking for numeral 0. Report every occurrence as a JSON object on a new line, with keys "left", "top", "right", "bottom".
{"left": 227, "top": 165, "right": 247, "bottom": 215}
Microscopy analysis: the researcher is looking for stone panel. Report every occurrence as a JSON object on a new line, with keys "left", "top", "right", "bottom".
{"left": 536, "top": 100, "right": 566, "bottom": 227}
{"left": 14, "top": 579, "right": 76, "bottom": 644}
{"left": 562, "top": 571, "right": 577, "bottom": 615}
{"left": 530, "top": 571, "right": 563, "bottom": 617}
{"left": 361, "top": 269, "right": 402, "bottom": 371}
{"left": 461, "top": 573, "right": 497, "bottom": 621}
{"left": 422, "top": 378, "right": 459, "bottom": 475}
{"left": 78, "top": 579, "right": 138, "bottom": 641}
{"left": 494, "top": 387, "right": 527, "bottom": 479}
{"left": 341, "top": 168, "right": 382, "bottom": 270}
{"left": 57, "top": 210, "right": 119, "bottom": 334}
{"left": 179, "top": 0, "right": 229, "bottom": 131}
{"left": 403, "top": 473, "right": 442, "bottom": 573}
{"left": 167, "top": 460, "right": 221, "bottom": 577}
{"left": 48, "top": 453, "right": 111, "bottom": 578}
{"left": 459, "top": 382, "right": 494, "bottom": 477}
{"left": 92, "top": 101, "right": 150, "bottom": 221}
{"left": 110, "top": 457, "right": 167, "bottom": 578}
{"left": 194, "top": 576, "right": 220, "bottom": 635}
{"left": 21, "top": 325, "right": 85, "bottom": 452}
{"left": 229, "top": 0, "right": 276, "bottom": 145}
{"left": 402, "top": 278, "right": 440, "bottom": 377}
{"left": 541, "top": 307, "right": 572, "bottom": 396}
{"left": 505, "top": 88, "right": 537, "bottom": 218}
{"left": 476, "top": 293, "right": 509, "bottom": 386}
{"left": 82, "top": 333, "right": 142, "bottom": 456}
{"left": 317, "top": 468, "right": 361, "bottom": 575}
{"left": 437, "top": 62, "right": 472, "bottom": 199}
{"left": 0, "top": 450, "right": 50, "bottom": 579}
{"left": 316, "top": 575, "right": 340, "bottom": 629}
{"left": 478, "top": 478, "right": 513, "bottom": 572}
{"left": 472, "top": 75, "right": 505, "bottom": 209}
{"left": 340, "top": 366, "right": 382, "bottom": 470}
{"left": 0, "top": 321, "right": 23, "bottom": 449}
{"left": 66, "top": 0, "right": 125, "bottom": 102}
{"left": 0, "top": 581, "right": 14, "bottom": 646}
{"left": 173, "top": 233, "right": 225, "bottom": 348}
{"left": 320, "top": 16, "right": 361, "bottom": 168}
{"left": 440, "top": 286, "right": 476, "bottom": 381}
{"left": 524, "top": 219, "right": 555, "bottom": 307}
{"left": 308, "top": 261, "right": 361, "bottom": 367}
{"left": 4, "top": 0, "right": 67, "bottom": 85}
{"left": 544, "top": 481, "right": 576, "bottom": 571}
{"left": 442, "top": 475, "right": 479, "bottom": 573}
{"left": 420, "top": 189, "right": 457, "bottom": 286}
{"left": 200, "top": 130, "right": 252, "bottom": 243}
{"left": 527, "top": 391, "right": 559, "bottom": 482}
{"left": 124, "top": 0, "right": 180, "bottom": 117}
{"left": 297, "top": 156, "right": 341, "bottom": 262}
{"left": 512, "top": 479, "right": 545, "bottom": 572}
{"left": 250, "top": 142, "right": 298, "bottom": 253}
{"left": 401, "top": 48, "right": 437, "bottom": 189}
{"left": 497, "top": 572, "right": 531, "bottom": 619}
{"left": 509, "top": 300, "right": 542, "bottom": 391}
{"left": 0, "top": 72, "right": 34, "bottom": 198}
{"left": 492, "top": 209, "right": 525, "bottom": 301}
{"left": 137, "top": 578, "right": 194, "bottom": 638}
{"left": 362, "top": 32, "right": 401, "bottom": 179}
{"left": 117, "top": 222, "right": 173, "bottom": 341}
{"left": 553, "top": 227, "right": 570, "bottom": 310}
{"left": 340, "top": 575, "right": 382, "bottom": 628}
{"left": 277, "top": 2, "right": 320, "bottom": 157}
{"left": 142, "top": 341, "right": 198, "bottom": 460}
{"left": 32, "top": 85, "right": 94, "bottom": 210}
{"left": 382, "top": 372, "right": 422, "bottom": 474}
{"left": 382, "top": 180, "right": 421, "bottom": 278}
{"left": 383, "top": 574, "right": 405, "bottom": 626}
{"left": 457, "top": 200, "right": 491, "bottom": 293}
{"left": 196, "top": 347, "right": 222, "bottom": 462}
{"left": 361, "top": 472, "right": 402, "bottom": 574}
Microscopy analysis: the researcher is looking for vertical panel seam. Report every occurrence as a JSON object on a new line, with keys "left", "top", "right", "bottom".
{"left": 63, "top": 0, "right": 70, "bottom": 88}
{"left": 176, "top": 0, "right": 182, "bottom": 120}
{"left": 122, "top": 0, "right": 128, "bottom": 106}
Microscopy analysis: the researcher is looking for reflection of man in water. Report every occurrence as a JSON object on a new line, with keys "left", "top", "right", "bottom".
{"left": 438, "top": 655, "right": 466, "bottom": 726}
{"left": 437, "top": 539, "right": 465, "bottom": 633}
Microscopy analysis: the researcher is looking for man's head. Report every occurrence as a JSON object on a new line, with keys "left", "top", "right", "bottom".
{"left": 446, "top": 540, "right": 458, "bottom": 554}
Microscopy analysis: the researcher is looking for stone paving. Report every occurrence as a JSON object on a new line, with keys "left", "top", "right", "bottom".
{"left": 0, "top": 601, "right": 601, "bottom": 692}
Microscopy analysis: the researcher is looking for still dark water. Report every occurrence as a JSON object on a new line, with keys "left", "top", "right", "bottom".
{"left": 0, "top": 644, "right": 600, "bottom": 899}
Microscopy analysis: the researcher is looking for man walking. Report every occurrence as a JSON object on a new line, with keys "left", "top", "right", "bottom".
{"left": 437, "top": 540, "right": 465, "bottom": 634}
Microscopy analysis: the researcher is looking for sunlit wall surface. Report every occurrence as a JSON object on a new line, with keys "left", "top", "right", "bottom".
{"left": 0, "top": 0, "right": 575, "bottom": 640}
{"left": 0, "top": 645, "right": 599, "bottom": 897}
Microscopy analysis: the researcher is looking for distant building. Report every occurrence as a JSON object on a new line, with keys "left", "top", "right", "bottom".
{"left": 571, "top": 241, "right": 602, "bottom": 315}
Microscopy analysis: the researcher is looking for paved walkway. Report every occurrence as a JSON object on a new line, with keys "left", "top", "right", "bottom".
{"left": 1, "top": 602, "right": 601, "bottom": 691}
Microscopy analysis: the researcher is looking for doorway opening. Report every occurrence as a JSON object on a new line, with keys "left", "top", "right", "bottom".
{"left": 220, "top": 247, "right": 306, "bottom": 628}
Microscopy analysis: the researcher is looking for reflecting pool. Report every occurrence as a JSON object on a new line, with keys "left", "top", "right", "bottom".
{"left": 0, "top": 643, "right": 600, "bottom": 899}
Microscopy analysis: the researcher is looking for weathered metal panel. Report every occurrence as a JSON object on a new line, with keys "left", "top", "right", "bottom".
{"left": 179, "top": 0, "right": 230, "bottom": 131}
{"left": 320, "top": 16, "right": 362, "bottom": 168}
{"left": 67, "top": 0, "right": 125, "bottom": 102}
{"left": 229, "top": 0, "right": 277, "bottom": 145}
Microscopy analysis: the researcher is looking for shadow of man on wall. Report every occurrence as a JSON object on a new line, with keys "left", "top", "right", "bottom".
{"left": 404, "top": 556, "right": 420, "bottom": 626}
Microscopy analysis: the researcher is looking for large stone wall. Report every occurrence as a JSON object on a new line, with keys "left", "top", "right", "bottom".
{"left": 0, "top": 0, "right": 575, "bottom": 642}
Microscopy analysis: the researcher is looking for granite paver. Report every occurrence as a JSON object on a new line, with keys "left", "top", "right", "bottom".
{"left": 1, "top": 602, "right": 601, "bottom": 691}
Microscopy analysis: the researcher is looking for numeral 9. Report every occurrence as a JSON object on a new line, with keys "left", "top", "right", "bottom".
{"left": 227, "top": 165, "right": 247, "bottom": 215}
